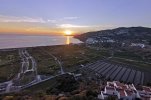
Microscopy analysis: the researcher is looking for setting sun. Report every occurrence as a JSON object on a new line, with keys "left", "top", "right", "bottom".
{"left": 64, "top": 30, "right": 72, "bottom": 35}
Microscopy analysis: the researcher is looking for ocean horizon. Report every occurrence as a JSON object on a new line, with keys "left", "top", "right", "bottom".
{"left": 0, "top": 34, "right": 82, "bottom": 49}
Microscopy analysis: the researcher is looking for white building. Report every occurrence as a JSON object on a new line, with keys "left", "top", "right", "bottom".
{"left": 86, "top": 38, "right": 98, "bottom": 44}
{"left": 98, "top": 81, "right": 144, "bottom": 100}
{"left": 131, "top": 43, "right": 145, "bottom": 48}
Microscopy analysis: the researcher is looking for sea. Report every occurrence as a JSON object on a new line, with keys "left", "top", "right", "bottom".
{"left": 0, "top": 34, "right": 82, "bottom": 49}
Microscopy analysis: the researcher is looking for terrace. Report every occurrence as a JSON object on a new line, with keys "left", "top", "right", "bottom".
{"left": 82, "top": 60, "right": 146, "bottom": 85}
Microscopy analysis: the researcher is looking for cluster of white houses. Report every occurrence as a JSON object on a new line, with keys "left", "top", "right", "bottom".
{"left": 86, "top": 38, "right": 115, "bottom": 44}
{"left": 130, "top": 43, "right": 145, "bottom": 48}
{"left": 98, "top": 81, "right": 151, "bottom": 100}
{"left": 86, "top": 37, "right": 146, "bottom": 48}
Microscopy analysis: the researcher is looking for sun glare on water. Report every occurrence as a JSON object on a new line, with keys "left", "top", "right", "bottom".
{"left": 64, "top": 30, "right": 72, "bottom": 35}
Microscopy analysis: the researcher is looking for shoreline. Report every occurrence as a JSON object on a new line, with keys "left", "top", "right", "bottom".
{"left": 0, "top": 43, "right": 84, "bottom": 51}
{"left": 0, "top": 35, "right": 82, "bottom": 50}
{"left": 0, "top": 44, "right": 69, "bottom": 50}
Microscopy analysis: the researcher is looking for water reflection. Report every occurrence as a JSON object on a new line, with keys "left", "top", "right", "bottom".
{"left": 66, "top": 36, "right": 70, "bottom": 44}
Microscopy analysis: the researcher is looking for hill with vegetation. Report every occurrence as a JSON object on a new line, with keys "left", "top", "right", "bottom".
{"left": 75, "top": 27, "right": 151, "bottom": 44}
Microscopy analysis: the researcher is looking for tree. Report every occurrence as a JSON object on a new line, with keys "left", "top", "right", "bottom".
{"left": 70, "top": 95, "right": 87, "bottom": 100}
{"left": 107, "top": 95, "right": 117, "bottom": 100}
{"left": 86, "top": 90, "right": 97, "bottom": 97}
{"left": 46, "top": 74, "right": 79, "bottom": 94}
{"left": 57, "top": 75, "right": 78, "bottom": 92}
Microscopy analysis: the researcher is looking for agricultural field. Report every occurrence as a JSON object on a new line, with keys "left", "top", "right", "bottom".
{"left": 0, "top": 49, "right": 20, "bottom": 82}
{"left": 82, "top": 60, "right": 151, "bottom": 85}
{"left": 27, "top": 45, "right": 109, "bottom": 73}
{"left": 27, "top": 48, "right": 60, "bottom": 75}
{"left": 0, "top": 44, "right": 151, "bottom": 86}
{"left": 110, "top": 57, "right": 151, "bottom": 72}
{"left": 0, "top": 45, "right": 109, "bottom": 83}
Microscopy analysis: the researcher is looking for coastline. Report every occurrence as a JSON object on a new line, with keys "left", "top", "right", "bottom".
{"left": 0, "top": 35, "right": 82, "bottom": 50}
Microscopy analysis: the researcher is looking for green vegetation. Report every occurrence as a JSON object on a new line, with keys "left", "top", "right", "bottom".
{"left": 28, "top": 48, "right": 60, "bottom": 75}
{"left": 27, "top": 45, "right": 109, "bottom": 74}
{"left": 114, "top": 51, "right": 143, "bottom": 61}
{"left": 0, "top": 63, "right": 20, "bottom": 82}
{"left": 46, "top": 74, "right": 78, "bottom": 94}
{"left": 0, "top": 50, "right": 20, "bottom": 82}
{"left": 0, "top": 50, "right": 19, "bottom": 65}
{"left": 0, "top": 44, "right": 150, "bottom": 83}
{"left": 25, "top": 75, "right": 58, "bottom": 92}
{"left": 45, "top": 45, "right": 108, "bottom": 70}
{"left": 110, "top": 57, "right": 151, "bottom": 72}
{"left": 0, "top": 45, "right": 109, "bottom": 82}
{"left": 110, "top": 49, "right": 151, "bottom": 72}
{"left": 1, "top": 70, "right": 102, "bottom": 100}
{"left": 13, "top": 72, "right": 36, "bottom": 86}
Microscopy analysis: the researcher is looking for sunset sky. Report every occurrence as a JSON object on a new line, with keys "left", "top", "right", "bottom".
{"left": 0, "top": 0, "right": 151, "bottom": 35}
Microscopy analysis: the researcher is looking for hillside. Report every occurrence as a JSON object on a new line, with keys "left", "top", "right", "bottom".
{"left": 74, "top": 27, "right": 151, "bottom": 44}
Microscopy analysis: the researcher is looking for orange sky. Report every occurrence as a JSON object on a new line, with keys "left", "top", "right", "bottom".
{"left": 0, "top": 15, "right": 113, "bottom": 35}
{"left": 0, "top": 22, "right": 88, "bottom": 35}
{"left": 0, "top": 0, "right": 151, "bottom": 35}
{"left": 0, "top": 22, "right": 65, "bottom": 35}
{"left": 0, "top": 21, "right": 102, "bottom": 35}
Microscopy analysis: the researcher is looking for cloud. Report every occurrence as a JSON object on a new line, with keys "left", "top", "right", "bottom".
{"left": 0, "top": 15, "right": 80, "bottom": 25}
{"left": 0, "top": 15, "right": 46, "bottom": 23}
{"left": 63, "top": 17, "right": 79, "bottom": 20}
{"left": 47, "top": 17, "right": 79, "bottom": 24}
{"left": 58, "top": 24, "right": 89, "bottom": 28}
{"left": 47, "top": 19, "right": 57, "bottom": 23}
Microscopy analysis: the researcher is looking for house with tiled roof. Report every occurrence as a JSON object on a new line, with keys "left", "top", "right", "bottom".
{"left": 98, "top": 81, "right": 151, "bottom": 100}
